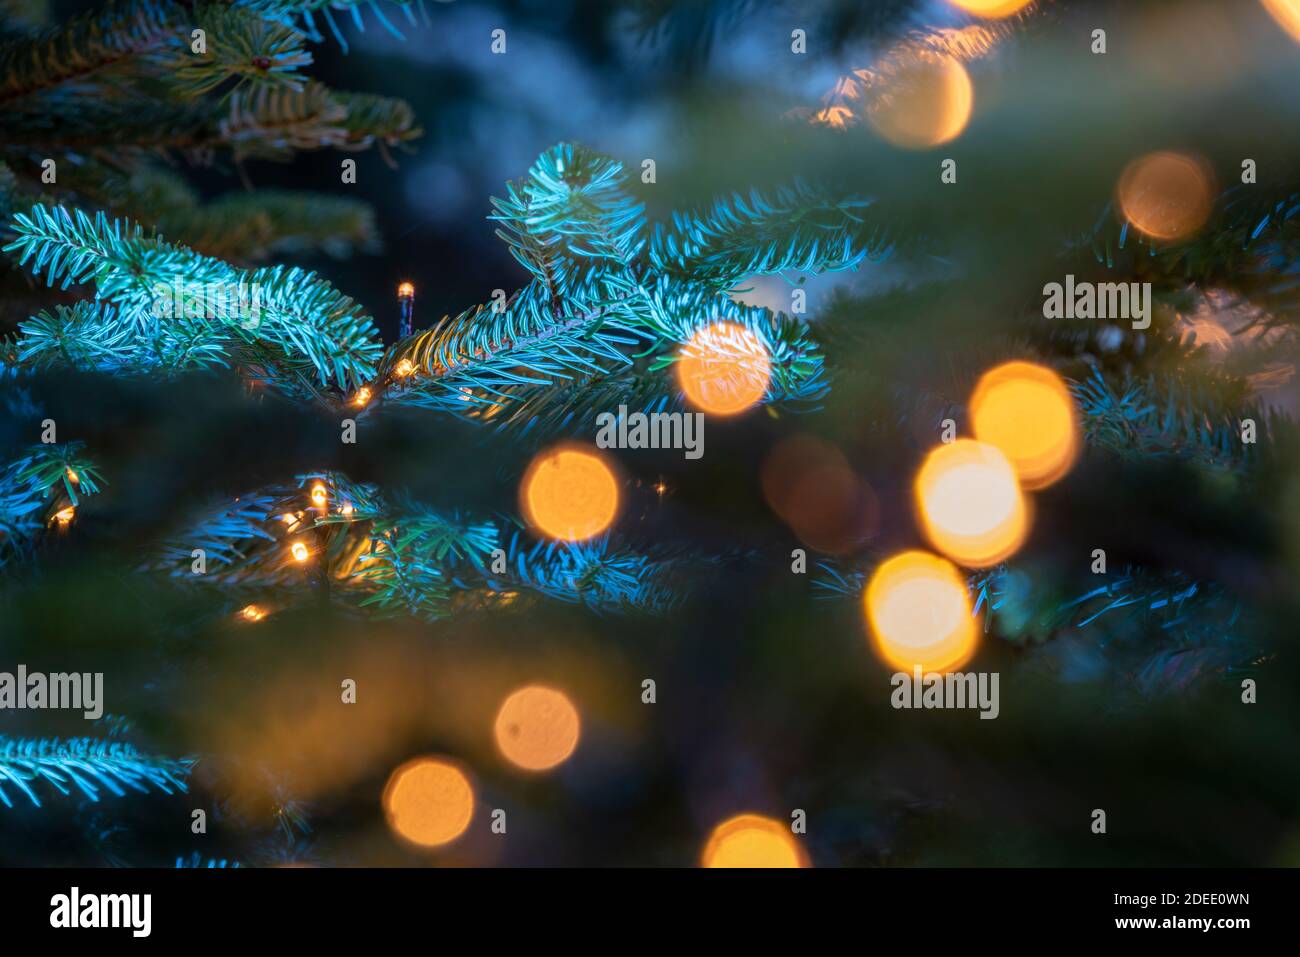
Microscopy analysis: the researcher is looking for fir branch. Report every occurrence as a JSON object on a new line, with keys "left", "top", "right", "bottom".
{"left": 239, "top": 0, "right": 429, "bottom": 54}
{"left": 1071, "top": 365, "right": 1272, "bottom": 468}
{"left": 648, "top": 180, "right": 878, "bottom": 284}
{"left": 218, "top": 82, "right": 419, "bottom": 161}
{"left": 148, "top": 472, "right": 689, "bottom": 619}
{"left": 170, "top": 4, "right": 313, "bottom": 99}
{"left": 4, "top": 203, "right": 383, "bottom": 392}
{"left": 0, "top": 0, "right": 186, "bottom": 109}
{"left": 0, "top": 736, "right": 193, "bottom": 809}
{"left": 175, "top": 853, "right": 242, "bottom": 867}
{"left": 0, "top": 441, "right": 104, "bottom": 569}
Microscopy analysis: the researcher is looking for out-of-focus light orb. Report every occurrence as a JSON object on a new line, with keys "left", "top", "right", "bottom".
{"left": 1262, "top": 0, "right": 1300, "bottom": 42}
{"left": 865, "top": 53, "right": 973, "bottom": 149}
{"left": 520, "top": 444, "right": 619, "bottom": 542}
{"left": 970, "top": 361, "right": 1079, "bottom": 489}
{"left": 865, "top": 550, "right": 978, "bottom": 673}
{"left": 915, "top": 439, "right": 1029, "bottom": 567}
{"left": 290, "top": 541, "right": 310, "bottom": 563}
{"left": 310, "top": 483, "right": 327, "bottom": 507}
{"left": 701, "top": 814, "right": 809, "bottom": 868}
{"left": 1116, "top": 151, "right": 1215, "bottom": 242}
{"left": 52, "top": 505, "right": 75, "bottom": 527}
{"left": 493, "top": 685, "right": 581, "bottom": 772}
{"left": 382, "top": 757, "right": 475, "bottom": 848}
{"left": 676, "top": 321, "right": 771, "bottom": 416}
{"left": 948, "top": 0, "right": 1034, "bottom": 17}
{"left": 761, "top": 435, "right": 879, "bottom": 554}
{"left": 239, "top": 604, "right": 266, "bottom": 622}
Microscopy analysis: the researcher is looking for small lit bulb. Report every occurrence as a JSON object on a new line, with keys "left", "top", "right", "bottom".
{"left": 281, "top": 512, "right": 300, "bottom": 532}
{"left": 310, "top": 483, "right": 327, "bottom": 508}
{"left": 394, "top": 358, "right": 415, "bottom": 378}
{"left": 240, "top": 604, "right": 266, "bottom": 622}
{"left": 53, "top": 505, "right": 75, "bottom": 527}
{"left": 353, "top": 387, "right": 372, "bottom": 408}
{"left": 66, "top": 468, "right": 79, "bottom": 485}
{"left": 290, "top": 542, "right": 310, "bottom": 563}
{"left": 341, "top": 501, "right": 355, "bottom": 517}
{"left": 397, "top": 281, "right": 416, "bottom": 299}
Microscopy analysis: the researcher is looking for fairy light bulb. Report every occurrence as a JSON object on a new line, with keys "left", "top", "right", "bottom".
{"left": 382, "top": 757, "right": 474, "bottom": 848}
{"left": 240, "top": 604, "right": 266, "bottom": 622}
{"left": 520, "top": 444, "right": 619, "bottom": 542}
{"left": 865, "top": 550, "right": 978, "bottom": 673}
{"left": 290, "top": 541, "right": 310, "bottom": 563}
{"left": 53, "top": 505, "right": 75, "bottom": 527}
{"left": 915, "top": 439, "right": 1029, "bottom": 568}
{"left": 353, "top": 387, "right": 372, "bottom": 408}
{"left": 493, "top": 685, "right": 581, "bottom": 772}
{"left": 702, "top": 814, "right": 809, "bottom": 868}
{"left": 394, "top": 358, "right": 415, "bottom": 378}
{"left": 310, "top": 483, "right": 327, "bottom": 508}
{"left": 341, "top": 501, "right": 355, "bottom": 518}
{"left": 397, "top": 281, "right": 416, "bottom": 338}
{"left": 66, "top": 468, "right": 79, "bottom": 485}
{"left": 969, "top": 360, "right": 1079, "bottom": 489}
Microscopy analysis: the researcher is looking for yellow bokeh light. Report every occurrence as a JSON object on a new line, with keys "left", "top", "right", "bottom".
{"left": 52, "top": 505, "right": 75, "bottom": 527}
{"left": 239, "top": 604, "right": 266, "bottom": 622}
{"left": 970, "top": 361, "right": 1079, "bottom": 489}
{"left": 915, "top": 439, "right": 1029, "bottom": 567}
{"left": 394, "top": 358, "right": 415, "bottom": 378}
{"left": 1262, "top": 0, "right": 1300, "bottom": 42}
{"left": 493, "top": 685, "right": 581, "bottom": 772}
{"left": 290, "top": 541, "right": 310, "bottom": 563}
{"left": 397, "top": 281, "right": 416, "bottom": 299}
{"left": 520, "top": 444, "right": 619, "bottom": 542}
{"left": 676, "top": 321, "right": 772, "bottom": 416}
{"left": 702, "top": 814, "right": 809, "bottom": 868}
{"left": 310, "top": 483, "right": 327, "bottom": 507}
{"left": 948, "top": 0, "right": 1034, "bottom": 17}
{"left": 865, "top": 53, "right": 973, "bottom": 149}
{"left": 382, "top": 757, "right": 475, "bottom": 848}
{"left": 865, "top": 550, "right": 978, "bottom": 673}
{"left": 1116, "top": 151, "right": 1215, "bottom": 242}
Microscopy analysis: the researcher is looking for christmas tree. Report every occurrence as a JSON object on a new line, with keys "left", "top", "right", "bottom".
{"left": 2, "top": 0, "right": 1299, "bottom": 868}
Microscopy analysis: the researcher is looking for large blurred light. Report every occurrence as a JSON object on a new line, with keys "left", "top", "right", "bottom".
{"left": 382, "top": 757, "right": 475, "bottom": 848}
{"left": 948, "top": 0, "right": 1034, "bottom": 17}
{"left": 760, "top": 435, "right": 879, "bottom": 554}
{"left": 1116, "top": 151, "right": 1215, "bottom": 242}
{"left": 493, "top": 685, "right": 581, "bottom": 772}
{"left": 1262, "top": 0, "right": 1300, "bottom": 42}
{"left": 865, "top": 53, "right": 973, "bottom": 149}
{"left": 521, "top": 444, "right": 619, "bottom": 542}
{"left": 915, "top": 439, "right": 1028, "bottom": 567}
{"left": 970, "top": 361, "right": 1079, "bottom": 489}
{"left": 676, "top": 321, "right": 772, "bottom": 416}
{"left": 865, "top": 550, "right": 978, "bottom": 673}
{"left": 701, "top": 814, "right": 809, "bottom": 868}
